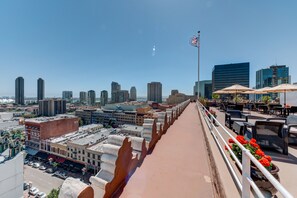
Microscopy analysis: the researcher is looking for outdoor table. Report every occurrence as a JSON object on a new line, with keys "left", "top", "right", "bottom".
{"left": 274, "top": 107, "right": 291, "bottom": 117}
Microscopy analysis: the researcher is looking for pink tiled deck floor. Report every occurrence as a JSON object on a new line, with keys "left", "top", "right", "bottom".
{"left": 120, "top": 103, "right": 214, "bottom": 198}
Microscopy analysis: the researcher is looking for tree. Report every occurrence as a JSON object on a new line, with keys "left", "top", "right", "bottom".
{"left": 79, "top": 118, "right": 84, "bottom": 126}
{"left": 48, "top": 188, "right": 60, "bottom": 198}
{"left": 212, "top": 93, "right": 220, "bottom": 100}
{"left": 261, "top": 95, "right": 271, "bottom": 104}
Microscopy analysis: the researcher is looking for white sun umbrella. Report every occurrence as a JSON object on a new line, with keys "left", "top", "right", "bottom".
{"left": 267, "top": 84, "right": 297, "bottom": 105}
{"left": 222, "top": 84, "right": 253, "bottom": 102}
{"left": 250, "top": 87, "right": 273, "bottom": 101}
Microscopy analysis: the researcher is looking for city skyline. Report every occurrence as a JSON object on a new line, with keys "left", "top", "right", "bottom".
{"left": 1, "top": 1, "right": 297, "bottom": 97}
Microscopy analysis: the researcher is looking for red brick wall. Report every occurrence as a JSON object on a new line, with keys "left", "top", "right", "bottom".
{"left": 40, "top": 117, "right": 79, "bottom": 139}
{"left": 26, "top": 117, "right": 79, "bottom": 140}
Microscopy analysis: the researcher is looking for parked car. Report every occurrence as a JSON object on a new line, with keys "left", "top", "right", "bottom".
{"left": 28, "top": 161, "right": 34, "bottom": 166}
{"left": 46, "top": 167, "right": 57, "bottom": 173}
{"left": 23, "top": 182, "right": 29, "bottom": 190}
{"left": 33, "top": 163, "right": 40, "bottom": 168}
{"left": 24, "top": 159, "right": 29, "bottom": 165}
{"left": 39, "top": 165, "right": 46, "bottom": 170}
{"left": 36, "top": 192, "right": 47, "bottom": 198}
{"left": 29, "top": 187, "right": 39, "bottom": 196}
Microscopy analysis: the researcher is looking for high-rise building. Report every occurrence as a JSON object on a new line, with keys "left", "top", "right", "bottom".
{"left": 193, "top": 80, "right": 212, "bottom": 99}
{"left": 256, "top": 65, "right": 289, "bottom": 99}
{"left": 256, "top": 65, "right": 289, "bottom": 88}
{"left": 62, "top": 91, "right": 73, "bottom": 102}
{"left": 37, "top": 78, "right": 44, "bottom": 101}
{"left": 79, "top": 91, "right": 87, "bottom": 104}
{"left": 130, "top": 86, "right": 137, "bottom": 101}
{"left": 15, "top": 77, "right": 24, "bottom": 105}
{"left": 54, "top": 99, "right": 67, "bottom": 114}
{"left": 100, "top": 90, "right": 108, "bottom": 106}
{"left": 147, "top": 82, "right": 162, "bottom": 103}
{"left": 88, "top": 90, "right": 96, "bottom": 106}
{"left": 118, "top": 90, "right": 129, "bottom": 103}
{"left": 212, "top": 62, "right": 250, "bottom": 92}
{"left": 111, "top": 82, "right": 121, "bottom": 103}
{"left": 171, "top": 90, "right": 179, "bottom": 96}
{"left": 39, "top": 99, "right": 66, "bottom": 116}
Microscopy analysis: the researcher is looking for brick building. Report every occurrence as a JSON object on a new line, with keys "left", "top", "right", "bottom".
{"left": 25, "top": 115, "right": 79, "bottom": 150}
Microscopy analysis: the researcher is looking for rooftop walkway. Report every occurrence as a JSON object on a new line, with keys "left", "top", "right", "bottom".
{"left": 120, "top": 103, "right": 216, "bottom": 198}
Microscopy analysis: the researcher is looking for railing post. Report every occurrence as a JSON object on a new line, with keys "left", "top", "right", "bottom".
{"left": 210, "top": 116, "right": 213, "bottom": 131}
{"left": 242, "top": 150, "right": 251, "bottom": 198}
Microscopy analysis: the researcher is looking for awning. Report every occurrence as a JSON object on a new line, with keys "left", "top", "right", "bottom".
{"left": 35, "top": 151, "right": 49, "bottom": 159}
{"left": 25, "top": 148, "right": 39, "bottom": 156}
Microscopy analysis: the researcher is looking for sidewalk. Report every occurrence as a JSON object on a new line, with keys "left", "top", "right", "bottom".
{"left": 120, "top": 103, "right": 215, "bottom": 198}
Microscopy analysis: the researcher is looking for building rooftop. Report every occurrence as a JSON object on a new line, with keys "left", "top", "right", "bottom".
{"left": 87, "top": 140, "right": 107, "bottom": 153}
{"left": 69, "top": 128, "right": 115, "bottom": 146}
{"left": 0, "top": 121, "right": 22, "bottom": 131}
{"left": 25, "top": 114, "right": 77, "bottom": 123}
{"left": 48, "top": 124, "right": 104, "bottom": 144}
{"left": 119, "top": 124, "right": 143, "bottom": 133}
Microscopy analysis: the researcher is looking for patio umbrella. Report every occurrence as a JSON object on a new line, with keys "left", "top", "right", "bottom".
{"left": 254, "top": 87, "right": 272, "bottom": 94}
{"left": 222, "top": 84, "right": 253, "bottom": 103}
{"left": 249, "top": 87, "right": 272, "bottom": 101}
{"left": 267, "top": 84, "right": 297, "bottom": 105}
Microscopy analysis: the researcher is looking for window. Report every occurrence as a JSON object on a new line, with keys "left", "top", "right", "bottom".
{"left": 83, "top": 150, "right": 85, "bottom": 154}
{"left": 88, "top": 153, "right": 90, "bottom": 157}
{"left": 92, "top": 154, "right": 95, "bottom": 158}
{"left": 82, "top": 157, "right": 85, "bottom": 161}
{"left": 98, "top": 155, "right": 100, "bottom": 160}
{"left": 93, "top": 160, "right": 95, "bottom": 165}
{"left": 88, "top": 159, "right": 90, "bottom": 163}
{"left": 97, "top": 161, "right": 100, "bottom": 166}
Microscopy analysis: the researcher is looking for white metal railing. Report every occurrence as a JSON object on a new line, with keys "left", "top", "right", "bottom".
{"left": 196, "top": 102, "right": 293, "bottom": 198}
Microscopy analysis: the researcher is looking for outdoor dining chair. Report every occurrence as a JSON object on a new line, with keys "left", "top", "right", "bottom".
{"left": 225, "top": 110, "right": 248, "bottom": 129}
{"left": 245, "top": 121, "right": 288, "bottom": 155}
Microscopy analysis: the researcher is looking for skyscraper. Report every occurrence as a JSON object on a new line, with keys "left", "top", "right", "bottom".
{"left": 37, "top": 78, "right": 44, "bottom": 101}
{"left": 118, "top": 90, "right": 129, "bottom": 103}
{"left": 100, "top": 90, "right": 108, "bottom": 106}
{"left": 256, "top": 65, "right": 289, "bottom": 89}
{"left": 39, "top": 99, "right": 66, "bottom": 116}
{"left": 147, "top": 82, "right": 162, "bottom": 103}
{"left": 111, "top": 82, "right": 121, "bottom": 103}
{"left": 79, "top": 91, "right": 87, "bottom": 104}
{"left": 193, "top": 80, "right": 212, "bottom": 99}
{"left": 256, "top": 65, "right": 289, "bottom": 99}
{"left": 62, "top": 91, "right": 73, "bottom": 102}
{"left": 15, "top": 77, "right": 24, "bottom": 105}
{"left": 212, "top": 62, "right": 250, "bottom": 92}
{"left": 130, "top": 86, "right": 137, "bottom": 101}
{"left": 88, "top": 90, "right": 96, "bottom": 106}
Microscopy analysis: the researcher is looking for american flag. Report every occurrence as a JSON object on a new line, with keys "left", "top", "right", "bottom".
{"left": 190, "top": 36, "right": 199, "bottom": 47}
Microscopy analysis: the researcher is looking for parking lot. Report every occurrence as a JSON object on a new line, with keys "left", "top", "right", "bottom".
{"left": 23, "top": 157, "right": 92, "bottom": 197}
{"left": 24, "top": 165, "right": 64, "bottom": 196}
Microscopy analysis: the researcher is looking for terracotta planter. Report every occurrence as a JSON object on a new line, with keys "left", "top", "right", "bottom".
{"left": 251, "top": 163, "right": 280, "bottom": 195}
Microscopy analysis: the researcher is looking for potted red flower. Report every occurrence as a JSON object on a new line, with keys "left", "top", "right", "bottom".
{"left": 226, "top": 135, "right": 280, "bottom": 195}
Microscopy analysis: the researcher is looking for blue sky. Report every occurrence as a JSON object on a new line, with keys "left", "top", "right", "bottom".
{"left": 0, "top": 0, "right": 297, "bottom": 97}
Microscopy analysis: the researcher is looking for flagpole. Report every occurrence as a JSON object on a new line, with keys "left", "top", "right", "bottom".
{"left": 197, "top": 31, "right": 200, "bottom": 101}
